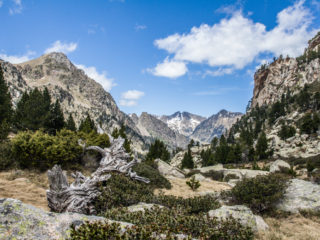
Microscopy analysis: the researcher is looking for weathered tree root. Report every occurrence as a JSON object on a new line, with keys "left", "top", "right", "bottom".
{"left": 46, "top": 136, "right": 149, "bottom": 214}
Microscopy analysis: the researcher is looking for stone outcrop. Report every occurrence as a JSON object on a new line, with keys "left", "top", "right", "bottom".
{"left": 277, "top": 179, "right": 320, "bottom": 213}
{"left": 127, "top": 202, "right": 164, "bottom": 213}
{"left": 208, "top": 205, "right": 269, "bottom": 232}
{"left": 0, "top": 198, "right": 131, "bottom": 240}
{"left": 155, "top": 159, "right": 185, "bottom": 178}
{"left": 269, "top": 160, "right": 291, "bottom": 173}
{"left": 252, "top": 33, "right": 320, "bottom": 107}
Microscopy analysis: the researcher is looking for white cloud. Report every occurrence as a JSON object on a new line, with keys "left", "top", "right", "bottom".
{"left": 151, "top": 0, "right": 318, "bottom": 78}
{"left": 9, "top": 0, "right": 22, "bottom": 15}
{"left": 75, "top": 64, "right": 115, "bottom": 92}
{"left": 0, "top": 1, "right": 3, "bottom": 8}
{"left": 135, "top": 24, "right": 147, "bottom": 31}
{"left": 119, "top": 90, "right": 145, "bottom": 107}
{"left": 0, "top": 50, "right": 35, "bottom": 64}
{"left": 147, "top": 57, "right": 188, "bottom": 78}
{"left": 45, "top": 41, "right": 78, "bottom": 54}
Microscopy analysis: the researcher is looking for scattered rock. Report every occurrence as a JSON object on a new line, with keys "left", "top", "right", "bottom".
{"left": 208, "top": 205, "right": 268, "bottom": 232}
{"left": 269, "top": 160, "right": 291, "bottom": 173}
{"left": 127, "top": 202, "right": 164, "bottom": 213}
{"left": 277, "top": 179, "right": 320, "bottom": 213}
{"left": 0, "top": 198, "right": 131, "bottom": 240}
{"left": 155, "top": 159, "right": 185, "bottom": 178}
{"left": 192, "top": 173, "right": 207, "bottom": 182}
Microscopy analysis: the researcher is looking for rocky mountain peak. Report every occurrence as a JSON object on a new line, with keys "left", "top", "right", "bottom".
{"left": 308, "top": 32, "right": 320, "bottom": 50}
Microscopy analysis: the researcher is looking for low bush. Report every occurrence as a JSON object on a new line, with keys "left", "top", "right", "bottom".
{"left": 94, "top": 173, "right": 153, "bottom": 212}
{"left": 186, "top": 176, "right": 201, "bottom": 191}
{"left": 11, "top": 129, "right": 83, "bottom": 171}
{"left": 0, "top": 140, "right": 14, "bottom": 170}
{"left": 202, "top": 170, "right": 224, "bottom": 181}
{"left": 132, "top": 162, "right": 171, "bottom": 190}
{"left": 230, "top": 174, "right": 288, "bottom": 214}
{"left": 68, "top": 207, "right": 254, "bottom": 240}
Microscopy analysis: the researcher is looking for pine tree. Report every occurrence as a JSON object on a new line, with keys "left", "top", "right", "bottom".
{"left": 66, "top": 114, "right": 76, "bottom": 131}
{"left": 14, "top": 88, "right": 52, "bottom": 131}
{"left": 47, "top": 99, "right": 65, "bottom": 134}
{"left": 181, "top": 148, "right": 194, "bottom": 169}
{"left": 256, "top": 131, "right": 268, "bottom": 160}
{"left": 78, "top": 114, "right": 97, "bottom": 133}
{"left": 0, "top": 66, "right": 12, "bottom": 140}
{"left": 0, "top": 66, "right": 12, "bottom": 123}
{"left": 146, "top": 139, "right": 170, "bottom": 163}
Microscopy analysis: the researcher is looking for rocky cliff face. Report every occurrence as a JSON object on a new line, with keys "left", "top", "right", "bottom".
{"left": 158, "top": 111, "right": 206, "bottom": 137}
{"left": 191, "top": 110, "right": 243, "bottom": 143}
{"left": 252, "top": 34, "right": 320, "bottom": 107}
{"left": 130, "top": 112, "right": 189, "bottom": 149}
{"left": 1, "top": 52, "right": 146, "bottom": 152}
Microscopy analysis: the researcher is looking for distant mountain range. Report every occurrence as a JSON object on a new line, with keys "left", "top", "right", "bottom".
{"left": 130, "top": 110, "right": 243, "bottom": 146}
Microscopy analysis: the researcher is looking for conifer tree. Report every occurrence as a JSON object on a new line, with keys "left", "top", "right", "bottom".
{"left": 256, "top": 131, "right": 268, "bottom": 160}
{"left": 181, "top": 148, "right": 194, "bottom": 169}
{"left": 0, "top": 66, "right": 12, "bottom": 140}
{"left": 66, "top": 113, "right": 76, "bottom": 131}
{"left": 78, "top": 114, "right": 97, "bottom": 133}
{"left": 47, "top": 99, "right": 65, "bottom": 134}
{"left": 146, "top": 139, "right": 170, "bottom": 163}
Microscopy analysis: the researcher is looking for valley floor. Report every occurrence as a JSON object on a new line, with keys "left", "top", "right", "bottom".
{"left": 0, "top": 169, "right": 320, "bottom": 240}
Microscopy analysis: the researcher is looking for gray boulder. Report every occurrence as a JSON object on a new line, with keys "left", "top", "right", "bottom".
{"left": 277, "top": 179, "right": 320, "bottom": 213}
{"left": 127, "top": 202, "right": 164, "bottom": 213}
{"left": 155, "top": 159, "right": 185, "bottom": 178}
{"left": 269, "top": 160, "right": 291, "bottom": 173}
{"left": 0, "top": 198, "right": 131, "bottom": 240}
{"left": 208, "top": 205, "right": 268, "bottom": 232}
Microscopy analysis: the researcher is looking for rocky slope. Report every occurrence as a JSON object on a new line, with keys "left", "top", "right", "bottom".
{"left": 0, "top": 52, "right": 146, "bottom": 152}
{"left": 252, "top": 33, "right": 320, "bottom": 107}
{"left": 130, "top": 112, "right": 189, "bottom": 149}
{"left": 240, "top": 32, "right": 320, "bottom": 159}
{"left": 158, "top": 111, "right": 206, "bottom": 137}
{"left": 191, "top": 110, "right": 243, "bottom": 143}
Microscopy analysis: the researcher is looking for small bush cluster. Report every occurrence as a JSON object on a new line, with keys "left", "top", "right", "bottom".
{"left": 278, "top": 124, "right": 296, "bottom": 140}
{"left": 186, "top": 176, "right": 201, "bottom": 191}
{"left": 69, "top": 207, "right": 254, "bottom": 240}
{"left": 132, "top": 162, "right": 171, "bottom": 190}
{"left": 94, "top": 172, "right": 218, "bottom": 214}
{"left": 229, "top": 174, "right": 288, "bottom": 214}
{"left": 10, "top": 129, "right": 111, "bottom": 171}
{"left": 0, "top": 141, "right": 14, "bottom": 170}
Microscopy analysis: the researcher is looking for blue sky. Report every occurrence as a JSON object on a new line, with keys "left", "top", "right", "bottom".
{"left": 1, "top": 0, "right": 320, "bottom": 117}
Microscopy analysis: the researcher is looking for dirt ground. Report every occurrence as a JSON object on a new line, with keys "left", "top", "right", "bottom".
{"left": 154, "top": 176, "right": 232, "bottom": 198}
{"left": 0, "top": 170, "right": 49, "bottom": 210}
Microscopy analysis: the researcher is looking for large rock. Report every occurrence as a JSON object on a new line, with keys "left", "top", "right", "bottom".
{"left": 208, "top": 205, "right": 268, "bottom": 232}
{"left": 269, "top": 160, "right": 291, "bottom": 173}
{"left": 127, "top": 202, "right": 164, "bottom": 213}
{"left": 155, "top": 159, "right": 185, "bottom": 178}
{"left": 0, "top": 198, "right": 131, "bottom": 240}
{"left": 277, "top": 179, "right": 320, "bottom": 213}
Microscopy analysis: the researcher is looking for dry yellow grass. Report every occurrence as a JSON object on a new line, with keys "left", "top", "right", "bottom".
{"left": 154, "top": 176, "right": 231, "bottom": 198}
{"left": 256, "top": 215, "right": 320, "bottom": 240}
{"left": 0, "top": 170, "right": 49, "bottom": 210}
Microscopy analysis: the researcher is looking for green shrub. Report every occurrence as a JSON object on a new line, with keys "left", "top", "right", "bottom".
{"left": 94, "top": 173, "right": 153, "bottom": 212}
{"left": 69, "top": 215, "right": 254, "bottom": 240}
{"left": 151, "top": 194, "right": 220, "bottom": 215}
{"left": 101, "top": 207, "right": 253, "bottom": 240}
{"left": 278, "top": 125, "right": 296, "bottom": 140}
{"left": 202, "top": 170, "right": 224, "bottom": 181}
{"left": 11, "top": 129, "right": 83, "bottom": 171}
{"left": 132, "top": 162, "right": 171, "bottom": 190}
{"left": 186, "top": 176, "right": 201, "bottom": 191}
{"left": 0, "top": 140, "right": 14, "bottom": 170}
{"left": 230, "top": 174, "right": 288, "bottom": 214}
